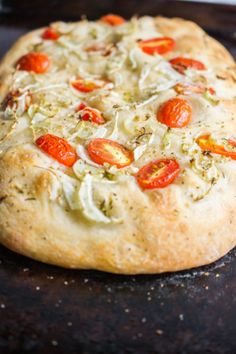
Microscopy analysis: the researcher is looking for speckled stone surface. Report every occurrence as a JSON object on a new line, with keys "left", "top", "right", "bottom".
{"left": 0, "top": 4, "right": 236, "bottom": 352}
{"left": 0, "top": 246, "right": 235, "bottom": 354}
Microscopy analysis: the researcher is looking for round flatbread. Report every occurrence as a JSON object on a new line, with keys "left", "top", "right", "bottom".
{"left": 0, "top": 15, "right": 236, "bottom": 274}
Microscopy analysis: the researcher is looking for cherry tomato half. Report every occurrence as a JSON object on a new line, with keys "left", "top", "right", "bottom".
{"left": 16, "top": 52, "right": 50, "bottom": 74}
{"left": 157, "top": 97, "right": 192, "bottom": 128}
{"left": 72, "top": 77, "right": 103, "bottom": 93}
{"left": 87, "top": 138, "right": 134, "bottom": 168}
{"left": 170, "top": 57, "right": 206, "bottom": 74}
{"left": 196, "top": 134, "right": 236, "bottom": 160}
{"left": 100, "top": 14, "right": 125, "bottom": 26}
{"left": 42, "top": 27, "right": 60, "bottom": 40}
{"left": 138, "top": 37, "right": 175, "bottom": 55}
{"left": 136, "top": 158, "right": 180, "bottom": 189}
{"left": 77, "top": 103, "right": 105, "bottom": 124}
{"left": 36, "top": 134, "right": 77, "bottom": 167}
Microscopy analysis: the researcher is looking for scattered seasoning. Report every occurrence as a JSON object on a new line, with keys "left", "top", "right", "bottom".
{"left": 124, "top": 308, "right": 130, "bottom": 313}
{"left": 23, "top": 268, "right": 29, "bottom": 272}
{"left": 0, "top": 196, "right": 7, "bottom": 204}
{"left": 51, "top": 340, "right": 58, "bottom": 346}
{"left": 64, "top": 281, "right": 68, "bottom": 285}
{"left": 216, "top": 74, "right": 227, "bottom": 80}
{"left": 84, "top": 278, "right": 89, "bottom": 283}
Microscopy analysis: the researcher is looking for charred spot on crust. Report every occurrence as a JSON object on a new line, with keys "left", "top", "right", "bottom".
{"left": 1, "top": 91, "right": 20, "bottom": 110}
{"left": 0, "top": 196, "right": 7, "bottom": 204}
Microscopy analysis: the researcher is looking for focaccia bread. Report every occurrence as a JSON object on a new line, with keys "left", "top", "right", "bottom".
{"left": 0, "top": 15, "right": 236, "bottom": 274}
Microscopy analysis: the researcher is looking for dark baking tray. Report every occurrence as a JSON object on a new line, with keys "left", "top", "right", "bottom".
{"left": 0, "top": 1, "right": 236, "bottom": 353}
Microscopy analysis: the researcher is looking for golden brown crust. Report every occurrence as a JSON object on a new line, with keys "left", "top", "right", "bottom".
{"left": 155, "top": 17, "right": 236, "bottom": 90}
{"left": 1, "top": 144, "right": 236, "bottom": 274}
{"left": 0, "top": 17, "right": 236, "bottom": 274}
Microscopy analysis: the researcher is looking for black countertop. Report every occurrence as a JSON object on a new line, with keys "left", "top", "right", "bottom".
{"left": 0, "top": 246, "right": 235, "bottom": 354}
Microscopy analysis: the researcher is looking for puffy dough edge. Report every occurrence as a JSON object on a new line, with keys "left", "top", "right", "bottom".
{"left": 0, "top": 28, "right": 44, "bottom": 100}
{"left": 0, "top": 17, "right": 236, "bottom": 274}
{"left": 1, "top": 145, "right": 236, "bottom": 274}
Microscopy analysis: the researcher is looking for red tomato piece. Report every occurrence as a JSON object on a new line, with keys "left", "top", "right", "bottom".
{"left": 42, "top": 27, "right": 60, "bottom": 40}
{"left": 16, "top": 52, "right": 50, "bottom": 74}
{"left": 136, "top": 158, "right": 180, "bottom": 189}
{"left": 207, "top": 87, "right": 216, "bottom": 95}
{"left": 157, "top": 97, "right": 192, "bottom": 128}
{"left": 227, "top": 138, "right": 236, "bottom": 148}
{"left": 77, "top": 103, "right": 105, "bottom": 124}
{"left": 170, "top": 57, "right": 206, "bottom": 74}
{"left": 36, "top": 134, "right": 77, "bottom": 167}
{"left": 77, "top": 102, "right": 86, "bottom": 110}
{"left": 196, "top": 134, "right": 236, "bottom": 160}
{"left": 87, "top": 138, "right": 134, "bottom": 168}
{"left": 138, "top": 37, "right": 175, "bottom": 55}
{"left": 100, "top": 14, "right": 125, "bottom": 26}
{"left": 72, "top": 77, "right": 103, "bottom": 93}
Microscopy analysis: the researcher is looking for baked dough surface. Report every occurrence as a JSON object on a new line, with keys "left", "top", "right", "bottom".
{"left": 0, "top": 16, "right": 236, "bottom": 274}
